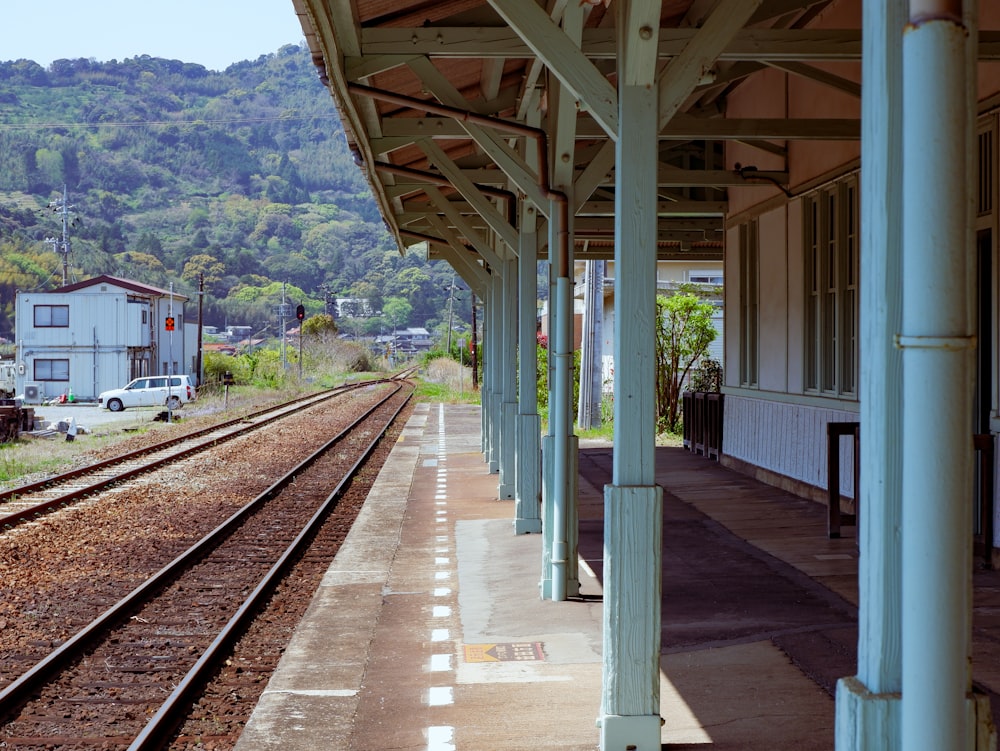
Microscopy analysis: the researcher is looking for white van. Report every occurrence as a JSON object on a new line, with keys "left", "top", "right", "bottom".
{"left": 98, "top": 375, "right": 196, "bottom": 412}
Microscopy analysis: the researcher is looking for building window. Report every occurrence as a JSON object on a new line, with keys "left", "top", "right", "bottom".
{"left": 35, "top": 359, "right": 69, "bottom": 381}
{"left": 688, "top": 270, "right": 724, "bottom": 285}
{"left": 739, "top": 220, "right": 759, "bottom": 387}
{"left": 34, "top": 305, "right": 69, "bottom": 327}
{"left": 803, "top": 177, "right": 859, "bottom": 397}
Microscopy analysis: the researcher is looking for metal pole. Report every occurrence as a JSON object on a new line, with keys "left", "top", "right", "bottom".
{"left": 900, "top": 7, "right": 973, "bottom": 750}
{"left": 196, "top": 273, "right": 204, "bottom": 390}
{"left": 471, "top": 296, "right": 479, "bottom": 390}
{"left": 280, "top": 283, "right": 287, "bottom": 372}
{"left": 446, "top": 273, "right": 456, "bottom": 356}
{"left": 167, "top": 284, "right": 174, "bottom": 424}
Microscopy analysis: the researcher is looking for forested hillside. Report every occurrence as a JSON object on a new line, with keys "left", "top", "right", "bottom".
{"left": 0, "top": 44, "right": 455, "bottom": 340}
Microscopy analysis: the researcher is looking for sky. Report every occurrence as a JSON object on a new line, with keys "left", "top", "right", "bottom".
{"left": 0, "top": 0, "right": 306, "bottom": 71}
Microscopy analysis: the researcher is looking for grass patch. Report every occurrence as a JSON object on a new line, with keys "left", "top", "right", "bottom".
{"left": 414, "top": 358, "right": 481, "bottom": 404}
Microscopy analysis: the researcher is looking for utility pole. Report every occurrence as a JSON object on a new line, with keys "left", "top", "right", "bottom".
{"left": 44, "top": 185, "right": 76, "bottom": 286}
{"left": 446, "top": 273, "right": 456, "bottom": 355}
{"left": 196, "top": 273, "right": 205, "bottom": 389}
{"left": 278, "top": 282, "right": 289, "bottom": 371}
{"left": 471, "top": 294, "right": 479, "bottom": 390}
{"left": 167, "top": 283, "right": 174, "bottom": 424}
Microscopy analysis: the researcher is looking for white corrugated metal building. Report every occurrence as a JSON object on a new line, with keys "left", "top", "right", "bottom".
{"left": 14, "top": 275, "right": 196, "bottom": 403}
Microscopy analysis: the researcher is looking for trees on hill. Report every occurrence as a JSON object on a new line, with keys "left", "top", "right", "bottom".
{"left": 0, "top": 45, "right": 457, "bottom": 340}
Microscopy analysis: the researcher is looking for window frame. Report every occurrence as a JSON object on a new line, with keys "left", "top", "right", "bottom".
{"left": 34, "top": 304, "right": 69, "bottom": 328}
{"left": 803, "top": 176, "right": 860, "bottom": 398}
{"left": 34, "top": 358, "right": 69, "bottom": 382}
{"left": 738, "top": 220, "right": 759, "bottom": 388}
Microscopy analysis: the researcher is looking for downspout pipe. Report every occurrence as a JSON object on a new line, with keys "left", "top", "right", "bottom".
{"left": 350, "top": 82, "right": 572, "bottom": 600}
{"left": 899, "top": 7, "right": 973, "bottom": 751}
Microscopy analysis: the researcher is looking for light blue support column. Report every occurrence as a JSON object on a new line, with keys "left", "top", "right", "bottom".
{"left": 540, "top": 205, "right": 557, "bottom": 598}
{"left": 899, "top": 10, "right": 989, "bottom": 751}
{"left": 543, "top": 216, "right": 580, "bottom": 598}
{"left": 835, "top": 1, "right": 905, "bottom": 746}
{"left": 600, "top": 82, "right": 662, "bottom": 751}
{"left": 498, "top": 252, "right": 518, "bottom": 500}
{"left": 486, "top": 280, "right": 500, "bottom": 473}
{"left": 515, "top": 206, "right": 543, "bottom": 534}
{"left": 551, "top": 268, "right": 573, "bottom": 600}
{"left": 479, "top": 289, "right": 489, "bottom": 457}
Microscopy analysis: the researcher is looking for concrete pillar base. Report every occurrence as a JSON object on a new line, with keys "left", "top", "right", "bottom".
{"left": 513, "top": 518, "right": 542, "bottom": 534}
{"left": 498, "top": 400, "right": 517, "bottom": 499}
{"left": 836, "top": 677, "right": 997, "bottom": 750}
{"left": 599, "top": 713, "right": 662, "bottom": 751}
{"left": 835, "top": 677, "right": 901, "bottom": 750}
{"left": 514, "top": 413, "right": 542, "bottom": 535}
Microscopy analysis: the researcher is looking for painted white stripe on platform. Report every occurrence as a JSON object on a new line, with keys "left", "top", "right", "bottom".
{"left": 435, "top": 557, "right": 450, "bottom": 565}
{"left": 428, "top": 725, "right": 455, "bottom": 751}
{"left": 431, "top": 628, "right": 450, "bottom": 642}
{"left": 434, "top": 587, "right": 451, "bottom": 596}
{"left": 428, "top": 686, "right": 454, "bottom": 706}
{"left": 432, "top": 605, "right": 451, "bottom": 617}
{"left": 430, "top": 653, "right": 452, "bottom": 672}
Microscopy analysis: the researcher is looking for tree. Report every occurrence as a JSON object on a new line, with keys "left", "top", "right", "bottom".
{"left": 382, "top": 296, "right": 412, "bottom": 333}
{"left": 301, "top": 312, "right": 337, "bottom": 336}
{"left": 181, "top": 253, "right": 225, "bottom": 286}
{"left": 654, "top": 291, "right": 717, "bottom": 433}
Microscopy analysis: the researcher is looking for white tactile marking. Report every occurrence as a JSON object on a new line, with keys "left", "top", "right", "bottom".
{"left": 428, "top": 725, "right": 455, "bottom": 751}
{"left": 430, "top": 653, "right": 452, "bottom": 672}
{"left": 426, "top": 405, "right": 457, "bottom": 738}
{"left": 428, "top": 686, "right": 454, "bottom": 706}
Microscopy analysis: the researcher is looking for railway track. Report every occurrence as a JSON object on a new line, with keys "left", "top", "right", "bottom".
{"left": 0, "top": 378, "right": 414, "bottom": 749}
{"left": 0, "top": 374, "right": 409, "bottom": 530}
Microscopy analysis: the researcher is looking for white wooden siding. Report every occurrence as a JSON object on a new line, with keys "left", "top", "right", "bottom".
{"left": 723, "top": 394, "right": 858, "bottom": 496}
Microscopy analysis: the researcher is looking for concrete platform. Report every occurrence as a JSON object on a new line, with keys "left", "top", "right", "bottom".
{"left": 235, "top": 402, "right": 1000, "bottom": 750}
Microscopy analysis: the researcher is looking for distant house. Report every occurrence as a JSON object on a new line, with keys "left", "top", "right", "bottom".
{"left": 14, "top": 275, "right": 196, "bottom": 403}
{"left": 392, "top": 327, "right": 433, "bottom": 352}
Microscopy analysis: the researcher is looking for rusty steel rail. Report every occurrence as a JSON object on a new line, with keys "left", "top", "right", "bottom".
{"left": 0, "top": 380, "right": 413, "bottom": 735}
{"left": 0, "top": 376, "right": 404, "bottom": 530}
